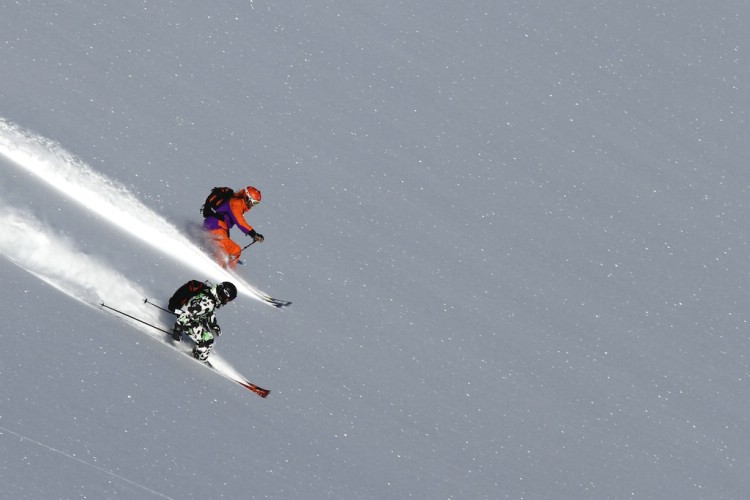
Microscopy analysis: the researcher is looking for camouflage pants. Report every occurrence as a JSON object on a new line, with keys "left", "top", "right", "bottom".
{"left": 187, "top": 324, "right": 216, "bottom": 361}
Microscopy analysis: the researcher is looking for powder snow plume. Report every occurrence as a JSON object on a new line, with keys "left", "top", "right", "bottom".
{"left": 0, "top": 204, "right": 149, "bottom": 309}
{"left": 0, "top": 118, "right": 271, "bottom": 304}
{"left": 0, "top": 119, "right": 271, "bottom": 389}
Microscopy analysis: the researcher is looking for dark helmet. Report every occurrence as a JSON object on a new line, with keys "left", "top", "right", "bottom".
{"left": 217, "top": 281, "right": 237, "bottom": 304}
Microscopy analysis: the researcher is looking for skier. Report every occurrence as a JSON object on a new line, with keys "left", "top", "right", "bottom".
{"left": 171, "top": 281, "right": 238, "bottom": 361}
{"left": 203, "top": 186, "right": 264, "bottom": 269}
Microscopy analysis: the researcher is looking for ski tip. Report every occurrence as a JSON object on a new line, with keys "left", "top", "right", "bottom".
{"left": 267, "top": 298, "right": 292, "bottom": 308}
{"left": 239, "top": 381, "right": 270, "bottom": 397}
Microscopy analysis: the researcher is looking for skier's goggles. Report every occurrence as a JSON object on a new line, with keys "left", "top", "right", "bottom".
{"left": 218, "top": 287, "right": 233, "bottom": 303}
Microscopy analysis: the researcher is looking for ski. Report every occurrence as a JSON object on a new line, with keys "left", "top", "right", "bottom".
{"left": 100, "top": 303, "right": 271, "bottom": 398}
{"left": 260, "top": 295, "right": 292, "bottom": 308}
{"left": 204, "top": 359, "right": 269, "bottom": 397}
{"left": 237, "top": 380, "right": 270, "bottom": 398}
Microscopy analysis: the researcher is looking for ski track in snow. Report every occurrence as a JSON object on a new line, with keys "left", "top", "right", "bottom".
{"left": 0, "top": 424, "right": 174, "bottom": 499}
{"left": 0, "top": 118, "right": 262, "bottom": 389}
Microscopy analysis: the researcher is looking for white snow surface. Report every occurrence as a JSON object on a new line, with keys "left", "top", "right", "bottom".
{"left": 1, "top": 1, "right": 749, "bottom": 499}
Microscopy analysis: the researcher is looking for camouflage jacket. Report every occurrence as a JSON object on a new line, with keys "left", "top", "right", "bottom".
{"left": 175, "top": 286, "right": 222, "bottom": 334}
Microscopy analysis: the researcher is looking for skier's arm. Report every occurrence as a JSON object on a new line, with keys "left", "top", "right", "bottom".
{"left": 207, "top": 312, "right": 221, "bottom": 337}
{"left": 228, "top": 198, "right": 256, "bottom": 236}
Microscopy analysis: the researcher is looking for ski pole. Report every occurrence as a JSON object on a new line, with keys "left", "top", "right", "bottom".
{"left": 229, "top": 240, "right": 256, "bottom": 263}
{"left": 100, "top": 303, "right": 171, "bottom": 335}
{"left": 241, "top": 240, "right": 257, "bottom": 252}
{"left": 143, "top": 298, "right": 177, "bottom": 316}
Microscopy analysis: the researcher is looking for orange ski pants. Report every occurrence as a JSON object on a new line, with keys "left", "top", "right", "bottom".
{"left": 207, "top": 228, "right": 241, "bottom": 269}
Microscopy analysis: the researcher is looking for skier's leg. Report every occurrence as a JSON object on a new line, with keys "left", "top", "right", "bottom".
{"left": 222, "top": 238, "right": 242, "bottom": 269}
{"left": 191, "top": 330, "right": 215, "bottom": 361}
{"left": 206, "top": 229, "right": 235, "bottom": 268}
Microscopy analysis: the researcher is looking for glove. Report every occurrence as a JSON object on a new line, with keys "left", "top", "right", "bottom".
{"left": 172, "top": 324, "right": 185, "bottom": 342}
{"left": 249, "top": 229, "right": 264, "bottom": 243}
{"left": 213, "top": 324, "right": 222, "bottom": 337}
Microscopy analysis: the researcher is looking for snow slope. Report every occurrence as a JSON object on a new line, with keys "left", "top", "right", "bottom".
{"left": 1, "top": 1, "right": 749, "bottom": 499}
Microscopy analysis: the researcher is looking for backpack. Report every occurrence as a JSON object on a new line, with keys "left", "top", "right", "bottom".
{"left": 168, "top": 280, "right": 211, "bottom": 312}
{"left": 201, "top": 187, "right": 234, "bottom": 218}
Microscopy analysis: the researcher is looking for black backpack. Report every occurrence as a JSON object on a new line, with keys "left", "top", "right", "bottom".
{"left": 168, "top": 280, "right": 211, "bottom": 312}
{"left": 201, "top": 187, "right": 234, "bottom": 218}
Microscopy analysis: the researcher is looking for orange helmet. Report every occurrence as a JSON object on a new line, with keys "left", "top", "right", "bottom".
{"left": 244, "top": 186, "right": 261, "bottom": 206}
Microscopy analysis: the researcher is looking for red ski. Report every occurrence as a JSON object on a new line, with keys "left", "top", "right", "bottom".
{"left": 101, "top": 302, "right": 271, "bottom": 398}
{"left": 237, "top": 380, "right": 270, "bottom": 398}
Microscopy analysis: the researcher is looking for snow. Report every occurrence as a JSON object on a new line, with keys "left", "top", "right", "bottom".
{"left": 1, "top": 1, "right": 749, "bottom": 499}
